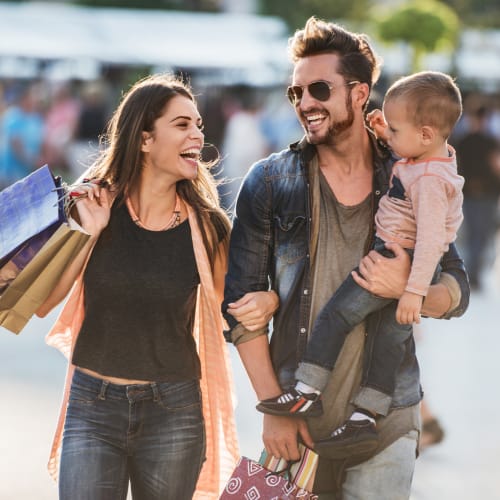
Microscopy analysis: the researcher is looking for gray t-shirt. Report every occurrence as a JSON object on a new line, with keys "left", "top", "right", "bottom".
{"left": 306, "top": 160, "right": 419, "bottom": 453}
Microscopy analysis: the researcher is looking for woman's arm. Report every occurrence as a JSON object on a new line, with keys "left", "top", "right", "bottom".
{"left": 36, "top": 184, "right": 111, "bottom": 317}
{"left": 226, "top": 290, "right": 279, "bottom": 332}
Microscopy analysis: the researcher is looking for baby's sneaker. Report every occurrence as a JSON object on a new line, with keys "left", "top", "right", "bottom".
{"left": 256, "top": 388, "right": 323, "bottom": 418}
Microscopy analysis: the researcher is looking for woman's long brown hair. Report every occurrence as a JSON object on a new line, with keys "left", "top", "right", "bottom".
{"left": 88, "top": 73, "right": 231, "bottom": 270}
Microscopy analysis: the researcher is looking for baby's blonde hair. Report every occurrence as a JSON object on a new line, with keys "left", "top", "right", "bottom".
{"left": 385, "top": 71, "right": 462, "bottom": 139}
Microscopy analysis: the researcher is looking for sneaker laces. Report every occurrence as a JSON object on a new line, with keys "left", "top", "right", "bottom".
{"left": 331, "top": 424, "right": 347, "bottom": 437}
{"left": 277, "top": 391, "right": 296, "bottom": 404}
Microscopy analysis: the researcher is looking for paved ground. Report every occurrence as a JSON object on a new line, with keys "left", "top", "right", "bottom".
{"left": 1, "top": 266, "right": 499, "bottom": 499}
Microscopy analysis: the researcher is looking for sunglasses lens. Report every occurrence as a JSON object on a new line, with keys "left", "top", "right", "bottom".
{"left": 287, "top": 82, "right": 331, "bottom": 104}
{"left": 287, "top": 86, "right": 302, "bottom": 105}
{"left": 309, "top": 81, "right": 331, "bottom": 101}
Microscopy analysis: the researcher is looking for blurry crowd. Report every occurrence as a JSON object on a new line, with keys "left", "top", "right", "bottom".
{"left": 0, "top": 78, "right": 111, "bottom": 188}
{"left": 0, "top": 77, "right": 301, "bottom": 207}
{"left": 450, "top": 92, "right": 500, "bottom": 291}
{"left": 213, "top": 83, "right": 302, "bottom": 211}
{"left": 1, "top": 76, "right": 499, "bottom": 290}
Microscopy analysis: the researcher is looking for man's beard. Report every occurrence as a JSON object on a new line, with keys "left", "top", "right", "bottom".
{"left": 307, "top": 93, "right": 355, "bottom": 145}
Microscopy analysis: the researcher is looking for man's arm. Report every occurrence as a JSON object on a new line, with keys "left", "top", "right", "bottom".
{"left": 222, "top": 161, "right": 273, "bottom": 331}
{"left": 352, "top": 241, "right": 469, "bottom": 319}
{"left": 435, "top": 241, "right": 470, "bottom": 318}
{"left": 223, "top": 163, "right": 313, "bottom": 460}
{"left": 236, "top": 334, "right": 314, "bottom": 460}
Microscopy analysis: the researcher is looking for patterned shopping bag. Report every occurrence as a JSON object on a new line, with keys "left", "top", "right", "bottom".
{"left": 220, "top": 456, "right": 318, "bottom": 499}
{"left": 260, "top": 443, "right": 319, "bottom": 492}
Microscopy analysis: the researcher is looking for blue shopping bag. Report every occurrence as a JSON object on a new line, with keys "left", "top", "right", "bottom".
{"left": 0, "top": 165, "right": 65, "bottom": 271}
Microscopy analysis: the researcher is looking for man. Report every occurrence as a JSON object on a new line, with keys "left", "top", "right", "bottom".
{"left": 223, "top": 17, "right": 469, "bottom": 499}
{"left": 455, "top": 106, "right": 500, "bottom": 290}
{"left": 0, "top": 83, "right": 44, "bottom": 189}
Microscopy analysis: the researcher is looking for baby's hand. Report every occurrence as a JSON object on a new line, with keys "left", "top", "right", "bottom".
{"left": 396, "top": 291, "right": 424, "bottom": 324}
{"left": 366, "top": 109, "right": 388, "bottom": 142}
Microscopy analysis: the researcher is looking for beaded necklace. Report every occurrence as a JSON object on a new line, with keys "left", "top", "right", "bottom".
{"left": 125, "top": 194, "right": 181, "bottom": 231}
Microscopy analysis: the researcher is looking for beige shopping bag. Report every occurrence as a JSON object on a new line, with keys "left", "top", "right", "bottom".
{"left": 0, "top": 219, "right": 89, "bottom": 334}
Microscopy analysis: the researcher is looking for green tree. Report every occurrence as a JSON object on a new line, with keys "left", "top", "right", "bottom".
{"left": 443, "top": 0, "right": 500, "bottom": 28}
{"left": 258, "top": 0, "right": 374, "bottom": 34}
{"left": 376, "top": 0, "right": 459, "bottom": 72}
{"left": 71, "top": 0, "right": 220, "bottom": 11}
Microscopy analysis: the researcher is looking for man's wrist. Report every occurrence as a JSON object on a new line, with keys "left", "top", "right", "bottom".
{"left": 421, "top": 272, "right": 460, "bottom": 319}
{"left": 437, "top": 272, "right": 461, "bottom": 316}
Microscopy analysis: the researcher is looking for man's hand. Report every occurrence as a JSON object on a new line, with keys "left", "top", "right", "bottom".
{"left": 352, "top": 242, "right": 410, "bottom": 299}
{"left": 396, "top": 291, "right": 423, "bottom": 324}
{"left": 262, "top": 414, "right": 314, "bottom": 461}
{"left": 227, "top": 291, "right": 279, "bottom": 331}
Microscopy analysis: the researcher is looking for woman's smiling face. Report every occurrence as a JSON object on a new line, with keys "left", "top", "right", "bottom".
{"left": 141, "top": 94, "right": 205, "bottom": 182}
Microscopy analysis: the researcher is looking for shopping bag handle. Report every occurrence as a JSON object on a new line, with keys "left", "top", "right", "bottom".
{"left": 265, "top": 457, "right": 301, "bottom": 478}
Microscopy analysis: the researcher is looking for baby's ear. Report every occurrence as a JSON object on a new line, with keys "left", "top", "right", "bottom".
{"left": 420, "top": 125, "right": 435, "bottom": 145}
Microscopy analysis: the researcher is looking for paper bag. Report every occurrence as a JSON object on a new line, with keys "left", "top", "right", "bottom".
{"left": 0, "top": 164, "right": 65, "bottom": 267}
{"left": 260, "top": 443, "right": 319, "bottom": 492}
{"left": 220, "top": 456, "right": 318, "bottom": 499}
{"left": 0, "top": 219, "right": 89, "bottom": 334}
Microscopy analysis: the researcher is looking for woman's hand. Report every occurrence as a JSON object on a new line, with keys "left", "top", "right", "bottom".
{"left": 352, "top": 242, "right": 410, "bottom": 299}
{"left": 226, "top": 290, "right": 279, "bottom": 331}
{"left": 36, "top": 182, "right": 111, "bottom": 318}
{"left": 70, "top": 181, "right": 111, "bottom": 238}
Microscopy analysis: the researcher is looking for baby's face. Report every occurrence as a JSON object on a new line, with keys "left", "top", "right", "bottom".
{"left": 383, "top": 98, "right": 426, "bottom": 160}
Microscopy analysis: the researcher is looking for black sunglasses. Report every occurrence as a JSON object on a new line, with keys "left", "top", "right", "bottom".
{"left": 286, "top": 80, "right": 360, "bottom": 105}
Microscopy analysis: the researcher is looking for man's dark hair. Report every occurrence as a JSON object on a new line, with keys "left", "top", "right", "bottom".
{"left": 288, "top": 16, "right": 382, "bottom": 94}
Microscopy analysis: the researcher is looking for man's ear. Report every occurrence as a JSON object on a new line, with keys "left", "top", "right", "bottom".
{"left": 141, "top": 132, "right": 153, "bottom": 152}
{"left": 420, "top": 125, "right": 435, "bottom": 145}
{"left": 354, "top": 82, "right": 370, "bottom": 110}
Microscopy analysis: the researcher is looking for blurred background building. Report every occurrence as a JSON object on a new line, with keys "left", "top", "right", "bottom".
{"left": 0, "top": 1, "right": 499, "bottom": 498}
{"left": 0, "top": 1, "right": 499, "bottom": 182}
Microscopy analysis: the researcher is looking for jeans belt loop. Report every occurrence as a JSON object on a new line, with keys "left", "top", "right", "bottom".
{"left": 98, "top": 380, "right": 109, "bottom": 400}
{"left": 150, "top": 382, "right": 159, "bottom": 403}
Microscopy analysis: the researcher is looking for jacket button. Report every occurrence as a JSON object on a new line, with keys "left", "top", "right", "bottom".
{"left": 303, "top": 289, "right": 309, "bottom": 295}
{"left": 300, "top": 327, "right": 306, "bottom": 334}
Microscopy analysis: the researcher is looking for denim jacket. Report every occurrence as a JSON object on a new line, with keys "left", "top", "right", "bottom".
{"left": 223, "top": 135, "right": 469, "bottom": 409}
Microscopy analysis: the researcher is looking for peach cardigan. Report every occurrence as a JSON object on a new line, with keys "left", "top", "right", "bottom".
{"left": 45, "top": 203, "right": 239, "bottom": 498}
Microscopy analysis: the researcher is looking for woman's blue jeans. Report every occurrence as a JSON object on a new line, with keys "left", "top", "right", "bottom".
{"left": 59, "top": 369, "right": 206, "bottom": 500}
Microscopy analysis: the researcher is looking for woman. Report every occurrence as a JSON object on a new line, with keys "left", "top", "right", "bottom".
{"left": 37, "top": 74, "right": 239, "bottom": 499}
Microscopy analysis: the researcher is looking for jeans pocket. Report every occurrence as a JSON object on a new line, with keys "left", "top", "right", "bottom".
{"left": 68, "top": 383, "right": 100, "bottom": 405}
{"left": 156, "top": 380, "right": 202, "bottom": 412}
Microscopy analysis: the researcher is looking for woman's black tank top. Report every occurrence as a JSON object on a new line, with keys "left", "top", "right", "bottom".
{"left": 72, "top": 201, "right": 201, "bottom": 381}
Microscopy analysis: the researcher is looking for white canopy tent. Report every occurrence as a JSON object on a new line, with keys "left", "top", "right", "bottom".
{"left": 0, "top": 2, "right": 291, "bottom": 85}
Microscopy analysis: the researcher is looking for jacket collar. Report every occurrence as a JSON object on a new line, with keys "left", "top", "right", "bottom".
{"left": 289, "top": 128, "right": 394, "bottom": 192}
